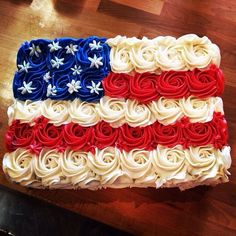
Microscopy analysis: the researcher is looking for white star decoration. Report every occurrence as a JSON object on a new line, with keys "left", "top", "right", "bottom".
{"left": 51, "top": 56, "right": 64, "bottom": 69}
{"left": 71, "top": 65, "right": 82, "bottom": 76}
{"left": 67, "top": 80, "right": 81, "bottom": 94}
{"left": 89, "top": 40, "right": 102, "bottom": 51}
{"left": 48, "top": 41, "right": 62, "bottom": 52}
{"left": 47, "top": 84, "right": 57, "bottom": 97}
{"left": 65, "top": 44, "right": 78, "bottom": 55}
{"left": 86, "top": 81, "right": 103, "bottom": 95}
{"left": 18, "top": 61, "right": 31, "bottom": 73}
{"left": 43, "top": 72, "right": 51, "bottom": 82}
{"left": 18, "top": 81, "right": 36, "bottom": 94}
{"left": 88, "top": 54, "right": 103, "bottom": 69}
{"left": 29, "top": 44, "right": 42, "bottom": 57}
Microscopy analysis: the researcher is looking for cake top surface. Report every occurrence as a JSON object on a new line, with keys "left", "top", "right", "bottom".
{"left": 3, "top": 34, "right": 231, "bottom": 191}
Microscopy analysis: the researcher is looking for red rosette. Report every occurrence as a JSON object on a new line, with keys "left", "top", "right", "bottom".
{"left": 117, "top": 124, "right": 154, "bottom": 151}
{"left": 157, "top": 70, "right": 189, "bottom": 98}
{"left": 211, "top": 112, "right": 228, "bottom": 148}
{"left": 153, "top": 121, "right": 183, "bottom": 147}
{"left": 129, "top": 72, "right": 159, "bottom": 103}
{"left": 5, "top": 120, "right": 35, "bottom": 151}
{"left": 187, "top": 65, "right": 224, "bottom": 98}
{"left": 102, "top": 72, "right": 131, "bottom": 98}
{"left": 94, "top": 121, "right": 119, "bottom": 149}
{"left": 183, "top": 121, "right": 215, "bottom": 147}
{"left": 36, "top": 118, "right": 64, "bottom": 149}
{"left": 63, "top": 123, "right": 94, "bottom": 152}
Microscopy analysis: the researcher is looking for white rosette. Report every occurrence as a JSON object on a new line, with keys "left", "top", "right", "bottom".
{"left": 61, "top": 149, "right": 99, "bottom": 188}
{"left": 154, "top": 36, "right": 186, "bottom": 71}
{"left": 97, "top": 96, "right": 126, "bottom": 128}
{"left": 41, "top": 99, "right": 70, "bottom": 126}
{"left": 33, "top": 149, "right": 64, "bottom": 187}
{"left": 184, "top": 96, "right": 224, "bottom": 122}
{"left": 8, "top": 100, "right": 41, "bottom": 124}
{"left": 152, "top": 146, "right": 187, "bottom": 188}
{"left": 68, "top": 99, "right": 100, "bottom": 127}
{"left": 125, "top": 99, "right": 155, "bottom": 127}
{"left": 2, "top": 149, "right": 36, "bottom": 186}
{"left": 87, "top": 147, "right": 125, "bottom": 188}
{"left": 186, "top": 146, "right": 231, "bottom": 182}
{"left": 149, "top": 97, "right": 183, "bottom": 125}
{"left": 177, "top": 34, "right": 221, "bottom": 69}
{"left": 180, "top": 96, "right": 216, "bottom": 123}
{"left": 129, "top": 38, "right": 156, "bottom": 72}
{"left": 121, "top": 149, "right": 156, "bottom": 187}
{"left": 109, "top": 43, "right": 133, "bottom": 73}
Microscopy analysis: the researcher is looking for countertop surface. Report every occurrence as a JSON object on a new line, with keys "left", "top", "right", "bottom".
{"left": 0, "top": 186, "right": 131, "bottom": 236}
{"left": 0, "top": 0, "right": 236, "bottom": 235}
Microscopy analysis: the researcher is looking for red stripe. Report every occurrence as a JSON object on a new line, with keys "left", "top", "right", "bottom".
{"left": 102, "top": 65, "right": 224, "bottom": 104}
{"left": 6, "top": 112, "right": 228, "bottom": 153}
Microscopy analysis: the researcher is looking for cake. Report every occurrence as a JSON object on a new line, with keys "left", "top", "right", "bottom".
{"left": 3, "top": 34, "right": 231, "bottom": 190}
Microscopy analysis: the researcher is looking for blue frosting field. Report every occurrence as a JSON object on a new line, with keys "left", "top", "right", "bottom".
{"left": 13, "top": 37, "right": 111, "bottom": 102}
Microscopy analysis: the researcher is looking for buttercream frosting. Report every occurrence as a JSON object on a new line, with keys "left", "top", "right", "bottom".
{"left": 107, "top": 34, "right": 220, "bottom": 73}
{"left": 13, "top": 37, "right": 110, "bottom": 102}
{"left": 3, "top": 146, "right": 231, "bottom": 190}
{"left": 4, "top": 34, "right": 230, "bottom": 192}
{"left": 8, "top": 96, "right": 224, "bottom": 126}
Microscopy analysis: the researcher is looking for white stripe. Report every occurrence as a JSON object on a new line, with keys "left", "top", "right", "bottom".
{"left": 107, "top": 34, "right": 221, "bottom": 73}
{"left": 3, "top": 145, "right": 231, "bottom": 190}
{"left": 8, "top": 96, "right": 224, "bottom": 127}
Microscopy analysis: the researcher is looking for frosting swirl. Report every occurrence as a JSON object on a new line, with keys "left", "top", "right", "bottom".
{"left": 152, "top": 146, "right": 187, "bottom": 187}
{"left": 87, "top": 147, "right": 122, "bottom": 185}
{"left": 177, "top": 34, "right": 220, "bottom": 69}
{"left": 157, "top": 70, "right": 189, "bottom": 98}
{"left": 63, "top": 123, "right": 94, "bottom": 152}
{"left": 68, "top": 99, "right": 100, "bottom": 126}
{"left": 102, "top": 73, "right": 130, "bottom": 98}
{"left": 6, "top": 120, "right": 35, "bottom": 151}
{"left": 61, "top": 149, "right": 96, "bottom": 186}
{"left": 36, "top": 118, "right": 64, "bottom": 150}
{"left": 118, "top": 124, "right": 154, "bottom": 151}
{"left": 187, "top": 65, "right": 224, "bottom": 97}
{"left": 129, "top": 38, "right": 157, "bottom": 72}
{"left": 188, "top": 146, "right": 231, "bottom": 182}
{"left": 41, "top": 99, "right": 70, "bottom": 126}
{"left": 33, "top": 149, "right": 63, "bottom": 187}
{"left": 121, "top": 149, "right": 156, "bottom": 184}
{"left": 125, "top": 99, "right": 155, "bottom": 127}
{"left": 129, "top": 72, "right": 159, "bottom": 103}
{"left": 180, "top": 96, "right": 223, "bottom": 123}
{"left": 149, "top": 97, "right": 182, "bottom": 125}
{"left": 3, "top": 149, "right": 36, "bottom": 186}
{"left": 154, "top": 36, "right": 186, "bottom": 71}
{"left": 94, "top": 121, "right": 119, "bottom": 149}
{"left": 97, "top": 96, "right": 126, "bottom": 127}
{"left": 8, "top": 100, "right": 41, "bottom": 125}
